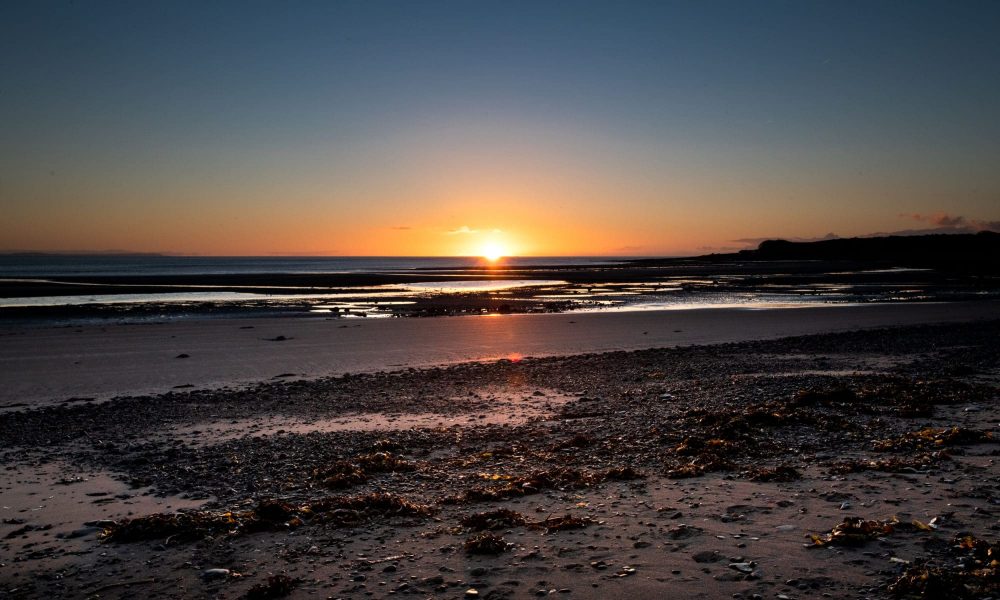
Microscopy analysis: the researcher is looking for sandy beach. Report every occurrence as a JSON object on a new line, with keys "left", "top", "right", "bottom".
{"left": 1, "top": 303, "right": 999, "bottom": 599}
{"left": 2, "top": 300, "right": 998, "bottom": 409}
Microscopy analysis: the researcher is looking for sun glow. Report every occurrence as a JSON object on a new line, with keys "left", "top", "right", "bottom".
{"left": 480, "top": 242, "right": 507, "bottom": 262}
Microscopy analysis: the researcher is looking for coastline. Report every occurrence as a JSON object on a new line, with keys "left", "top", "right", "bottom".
{"left": 2, "top": 300, "right": 998, "bottom": 408}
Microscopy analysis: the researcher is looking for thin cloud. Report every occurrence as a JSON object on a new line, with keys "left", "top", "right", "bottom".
{"left": 446, "top": 226, "right": 478, "bottom": 235}
{"left": 901, "top": 212, "right": 967, "bottom": 227}
{"left": 389, "top": 226, "right": 412, "bottom": 230}
{"left": 899, "top": 212, "right": 999, "bottom": 232}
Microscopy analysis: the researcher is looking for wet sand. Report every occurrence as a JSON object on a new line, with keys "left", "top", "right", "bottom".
{"left": 1, "top": 300, "right": 998, "bottom": 408}
{"left": 1, "top": 317, "right": 998, "bottom": 599}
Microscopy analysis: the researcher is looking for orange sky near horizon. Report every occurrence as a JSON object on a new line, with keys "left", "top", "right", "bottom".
{"left": 4, "top": 158, "right": 995, "bottom": 257}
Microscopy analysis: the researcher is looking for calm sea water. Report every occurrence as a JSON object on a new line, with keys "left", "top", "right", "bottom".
{"left": 2, "top": 255, "right": 985, "bottom": 316}
{"left": 0, "top": 255, "right": 621, "bottom": 278}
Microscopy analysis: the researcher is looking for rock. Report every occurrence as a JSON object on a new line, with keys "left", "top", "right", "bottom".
{"left": 202, "top": 568, "right": 230, "bottom": 580}
{"left": 58, "top": 526, "right": 101, "bottom": 539}
{"left": 693, "top": 550, "right": 721, "bottom": 563}
{"left": 83, "top": 519, "right": 116, "bottom": 528}
{"left": 729, "top": 562, "right": 755, "bottom": 573}
{"left": 465, "top": 589, "right": 479, "bottom": 598}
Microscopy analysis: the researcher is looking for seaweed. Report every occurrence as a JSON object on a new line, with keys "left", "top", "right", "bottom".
{"left": 528, "top": 514, "right": 594, "bottom": 532}
{"left": 313, "top": 452, "right": 415, "bottom": 489}
{"left": 312, "top": 462, "right": 367, "bottom": 489}
{"left": 445, "top": 467, "right": 642, "bottom": 504}
{"left": 746, "top": 465, "right": 802, "bottom": 482}
{"left": 551, "top": 433, "right": 595, "bottom": 450}
{"left": 244, "top": 574, "right": 299, "bottom": 600}
{"left": 666, "top": 457, "right": 735, "bottom": 479}
{"left": 307, "top": 492, "right": 433, "bottom": 526}
{"left": 460, "top": 509, "right": 527, "bottom": 531}
{"left": 807, "top": 517, "right": 898, "bottom": 547}
{"left": 102, "top": 493, "right": 433, "bottom": 543}
{"left": 464, "top": 532, "right": 510, "bottom": 555}
{"left": 603, "top": 465, "right": 644, "bottom": 480}
{"left": 888, "top": 534, "right": 1000, "bottom": 599}
{"left": 874, "top": 428, "right": 994, "bottom": 453}
{"left": 828, "top": 452, "right": 949, "bottom": 474}
{"left": 354, "top": 452, "right": 416, "bottom": 473}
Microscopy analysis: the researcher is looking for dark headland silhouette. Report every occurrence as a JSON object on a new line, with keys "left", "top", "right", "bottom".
{"left": 729, "top": 231, "right": 1000, "bottom": 273}
{"left": 628, "top": 231, "right": 1000, "bottom": 274}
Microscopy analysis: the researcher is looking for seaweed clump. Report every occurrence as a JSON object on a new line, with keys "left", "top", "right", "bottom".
{"left": 101, "top": 498, "right": 301, "bottom": 543}
{"left": 445, "top": 467, "right": 642, "bottom": 504}
{"left": 828, "top": 452, "right": 949, "bottom": 475}
{"left": 244, "top": 574, "right": 299, "bottom": 600}
{"left": 313, "top": 452, "right": 415, "bottom": 489}
{"left": 460, "top": 509, "right": 527, "bottom": 531}
{"left": 312, "top": 462, "right": 368, "bottom": 489}
{"left": 528, "top": 514, "right": 594, "bottom": 533}
{"left": 102, "top": 493, "right": 432, "bottom": 544}
{"left": 746, "top": 465, "right": 802, "bottom": 482}
{"left": 873, "top": 428, "right": 993, "bottom": 453}
{"left": 308, "top": 492, "right": 433, "bottom": 526}
{"left": 464, "top": 532, "right": 510, "bottom": 555}
{"left": 807, "top": 517, "right": 898, "bottom": 548}
{"left": 889, "top": 535, "right": 999, "bottom": 599}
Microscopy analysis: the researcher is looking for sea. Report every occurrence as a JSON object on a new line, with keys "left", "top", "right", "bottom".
{"left": 0, "top": 255, "right": 618, "bottom": 278}
{"left": 1, "top": 254, "right": 990, "bottom": 319}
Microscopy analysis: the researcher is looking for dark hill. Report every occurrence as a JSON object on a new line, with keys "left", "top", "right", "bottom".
{"left": 737, "top": 231, "right": 999, "bottom": 272}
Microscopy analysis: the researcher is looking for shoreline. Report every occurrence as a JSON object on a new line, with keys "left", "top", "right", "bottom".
{"left": 3, "top": 253, "right": 996, "bottom": 321}
{"left": 1, "top": 300, "right": 998, "bottom": 409}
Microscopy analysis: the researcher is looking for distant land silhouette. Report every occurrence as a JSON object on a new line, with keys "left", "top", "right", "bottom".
{"left": 713, "top": 231, "right": 1000, "bottom": 273}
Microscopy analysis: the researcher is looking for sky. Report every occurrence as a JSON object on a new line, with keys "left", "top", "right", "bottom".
{"left": 2, "top": 1, "right": 999, "bottom": 257}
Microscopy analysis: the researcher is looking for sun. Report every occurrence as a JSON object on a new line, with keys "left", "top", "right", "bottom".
{"left": 480, "top": 242, "right": 507, "bottom": 262}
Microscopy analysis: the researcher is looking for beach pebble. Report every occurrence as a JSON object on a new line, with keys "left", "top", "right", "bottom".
{"left": 83, "top": 519, "right": 116, "bottom": 528}
{"left": 202, "top": 568, "right": 230, "bottom": 580}
{"left": 729, "top": 562, "right": 754, "bottom": 573}
{"left": 58, "top": 526, "right": 102, "bottom": 539}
